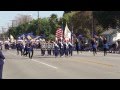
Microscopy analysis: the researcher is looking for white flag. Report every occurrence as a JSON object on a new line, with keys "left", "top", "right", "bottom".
{"left": 10, "top": 35, "right": 14, "bottom": 42}
{"left": 64, "top": 23, "right": 71, "bottom": 41}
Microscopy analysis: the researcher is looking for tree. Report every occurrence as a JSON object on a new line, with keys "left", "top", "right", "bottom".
{"left": 93, "top": 11, "right": 120, "bottom": 29}
{"left": 49, "top": 14, "right": 59, "bottom": 34}
{"left": 69, "top": 11, "right": 92, "bottom": 38}
{"left": 40, "top": 18, "right": 52, "bottom": 37}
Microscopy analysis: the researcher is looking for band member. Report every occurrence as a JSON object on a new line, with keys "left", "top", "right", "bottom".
{"left": 68, "top": 41, "right": 73, "bottom": 56}
{"left": 23, "top": 43, "right": 29, "bottom": 56}
{"left": 75, "top": 38, "right": 80, "bottom": 54}
{"left": 58, "top": 40, "right": 64, "bottom": 57}
{"left": 47, "top": 40, "right": 52, "bottom": 56}
{"left": 91, "top": 38, "right": 97, "bottom": 56}
{"left": 4, "top": 42, "right": 10, "bottom": 50}
{"left": 16, "top": 41, "right": 23, "bottom": 56}
{"left": 16, "top": 42, "right": 21, "bottom": 55}
{"left": 64, "top": 40, "right": 69, "bottom": 57}
{"left": 80, "top": 40, "right": 84, "bottom": 53}
{"left": 103, "top": 37, "right": 108, "bottom": 56}
{"left": 51, "top": 41, "right": 55, "bottom": 55}
{"left": 27, "top": 43, "right": 31, "bottom": 58}
{"left": 54, "top": 41, "right": 59, "bottom": 58}
{"left": 41, "top": 41, "right": 46, "bottom": 56}
{"left": 29, "top": 43, "right": 34, "bottom": 59}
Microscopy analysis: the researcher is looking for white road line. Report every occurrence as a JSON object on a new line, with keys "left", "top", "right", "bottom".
{"left": 7, "top": 51, "right": 58, "bottom": 69}
{"left": 31, "top": 59, "right": 58, "bottom": 69}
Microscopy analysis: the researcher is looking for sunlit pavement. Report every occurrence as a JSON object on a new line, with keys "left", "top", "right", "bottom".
{"left": 2, "top": 49, "right": 120, "bottom": 79}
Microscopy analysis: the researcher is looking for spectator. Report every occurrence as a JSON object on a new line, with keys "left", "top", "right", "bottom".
{"left": 0, "top": 50, "right": 5, "bottom": 79}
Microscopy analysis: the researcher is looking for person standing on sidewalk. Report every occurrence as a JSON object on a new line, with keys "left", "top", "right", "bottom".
{"left": 0, "top": 50, "right": 5, "bottom": 79}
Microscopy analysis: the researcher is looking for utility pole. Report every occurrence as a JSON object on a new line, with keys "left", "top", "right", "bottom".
{"left": 62, "top": 21, "right": 64, "bottom": 41}
{"left": 38, "top": 11, "right": 39, "bottom": 19}
{"left": 9, "top": 19, "right": 17, "bottom": 33}
{"left": 11, "top": 20, "right": 17, "bottom": 27}
{"left": 9, "top": 20, "right": 16, "bottom": 39}
{"left": 1, "top": 27, "right": 5, "bottom": 42}
{"left": 71, "top": 22, "right": 74, "bottom": 44}
{"left": 37, "top": 11, "right": 40, "bottom": 35}
{"left": 92, "top": 11, "right": 94, "bottom": 38}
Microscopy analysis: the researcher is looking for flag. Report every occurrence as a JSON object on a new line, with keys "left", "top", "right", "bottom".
{"left": 64, "top": 23, "right": 71, "bottom": 41}
{"left": 8, "top": 37, "right": 10, "bottom": 41}
{"left": 25, "top": 32, "right": 34, "bottom": 40}
{"left": 10, "top": 34, "right": 14, "bottom": 42}
{"left": 10, "top": 34, "right": 14, "bottom": 39}
{"left": 55, "top": 28, "right": 63, "bottom": 41}
{"left": 27, "top": 35, "right": 32, "bottom": 40}
{"left": 18, "top": 34, "right": 25, "bottom": 40}
{"left": 22, "top": 34, "right": 25, "bottom": 40}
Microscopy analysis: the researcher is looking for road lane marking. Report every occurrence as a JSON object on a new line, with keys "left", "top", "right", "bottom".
{"left": 85, "top": 60, "right": 113, "bottom": 67}
{"left": 31, "top": 59, "right": 58, "bottom": 69}
{"left": 67, "top": 57, "right": 114, "bottom": 67}
{"left": 7, "top": 51, "right": 58, "bottom": 69}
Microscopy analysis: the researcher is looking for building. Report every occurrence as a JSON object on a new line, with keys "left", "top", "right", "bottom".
{"left": 102, "top": 28, "right": 120, "bottom": 45}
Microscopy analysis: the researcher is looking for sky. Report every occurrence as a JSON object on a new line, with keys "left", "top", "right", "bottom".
{"left": 0, "top": 11, "right": 64, "bottom": 33}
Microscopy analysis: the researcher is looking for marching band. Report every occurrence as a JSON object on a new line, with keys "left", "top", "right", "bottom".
{"left": 1, "top": 36, "right": 119, "bottom": 58}
{"left": 0, "top": 39, "right": 74, "bottom": 59}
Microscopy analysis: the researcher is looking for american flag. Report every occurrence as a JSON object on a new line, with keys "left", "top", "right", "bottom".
{"left": 55, "top": 28, "right": 63, "bottom": 40}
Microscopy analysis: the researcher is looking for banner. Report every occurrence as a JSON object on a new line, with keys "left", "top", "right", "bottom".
{"left": 64, "top": 23, "right": 71, "bottom": 41}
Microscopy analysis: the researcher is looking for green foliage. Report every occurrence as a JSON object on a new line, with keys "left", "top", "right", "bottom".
{"left": 40, "top": 18, "right": 51, "bottom": 37}
{"left": 49, "top": 14, "right": 59, "bottom": 34}
{"left": 64, "top": 11, "right": 93, "bottom": 38}
{"left": 46, "top": 34, "right": 55, "bottom": 41}
{"left": 94, "top": 11, "right": 120, "bottom": 29}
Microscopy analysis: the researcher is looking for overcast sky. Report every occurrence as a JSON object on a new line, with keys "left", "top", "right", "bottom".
{"left": 0, "top": 11, "right": 64, "bottom": 33}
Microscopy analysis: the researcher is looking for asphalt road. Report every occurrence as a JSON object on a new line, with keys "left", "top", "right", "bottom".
{"left": 2, "top": 49, "right": 120, "bottom": 79}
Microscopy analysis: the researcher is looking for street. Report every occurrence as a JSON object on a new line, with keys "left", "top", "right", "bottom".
{"left": 2, "top": 50, "right": 120, "bottom": 79}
